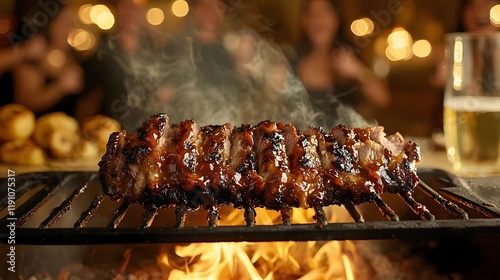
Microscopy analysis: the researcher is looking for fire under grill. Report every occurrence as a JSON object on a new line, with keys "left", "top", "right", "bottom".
{"left": 1, "top": 169, "right": 500, "bottom": 245}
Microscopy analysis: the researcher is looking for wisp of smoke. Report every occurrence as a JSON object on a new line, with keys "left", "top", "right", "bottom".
{"left": 115, "top": 2, "right": 370, "bottom": 131}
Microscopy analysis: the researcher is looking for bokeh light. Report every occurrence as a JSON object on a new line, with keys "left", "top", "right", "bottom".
{"left": 172, "top": 0, "right": 189, "bottom": 18}
{"left": 350, "top": 18, "right": 374, "bottom": 36}
{"left": 412, "top": 40, "right": 432, "bottom": 58}
{"left": 96, "top": 11, "right": 115, "bottom": 30}
{"left": 386, "top": 45, "right": 412, "bottom": 61}
{"left": 67, "top": 28, "right": 96, "bottom": 51}
{"left": 387, "top": 27, "right": 412, "bottom": 49}
{"left": 490, "top": 4, "right": 500, "bottom": 26}
{"left": 147, "top": 8, "right": 165, "bottom": 25}
{"left": 78, "top": 4, "right": 93, "bottom": 24}
{"left": 90, "top": 4, "right": 115, "bottom": 30}
{"left": 90, "top": 5, "right": 109, "bottom": 23}
{"left": 386, "top": 27, "right": 413, "bottom": 61}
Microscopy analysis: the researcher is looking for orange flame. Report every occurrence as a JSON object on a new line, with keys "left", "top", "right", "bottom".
{"left": 155, "top": 207, "right": 358, "bottom": 279}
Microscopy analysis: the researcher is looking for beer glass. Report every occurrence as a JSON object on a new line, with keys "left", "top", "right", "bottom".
{"left": 444, "top": 32, "right": 500, "bottom": 176}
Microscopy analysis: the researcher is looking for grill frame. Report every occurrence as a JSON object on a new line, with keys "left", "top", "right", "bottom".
{"left": 1, "top": 170, "right": 500, "bottom": 245}
{"left": 3, "top": 219, "right": 500, "bottom": 245}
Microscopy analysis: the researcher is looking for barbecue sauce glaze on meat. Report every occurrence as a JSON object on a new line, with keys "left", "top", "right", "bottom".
{"left": 99, "top": 114, "right": 420, "bottom": 211}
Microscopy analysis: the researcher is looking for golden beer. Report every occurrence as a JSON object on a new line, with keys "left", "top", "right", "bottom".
{"left": 444, "top": 96, "right": 500, "bottom": 175}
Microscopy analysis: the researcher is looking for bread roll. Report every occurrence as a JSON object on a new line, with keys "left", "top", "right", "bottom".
{"left": 74, "top": 140, "right": 99, "bottom": 159}
{"left": 81, "top": 114, "right": 121, "bottom": 151}
{"left": 33, "top": 112, "right": 79, "bottom": 149}
{"left": 0, "top": 140, "right": 46, "bottom": 165}
{"left": 0, "top": 104, "right": 36, "bottom": 142}
{"left": 47, "top": 130, "right": 80, "bottom": 159}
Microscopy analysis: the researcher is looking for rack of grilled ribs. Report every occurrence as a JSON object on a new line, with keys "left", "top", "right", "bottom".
{"left": 99, "top": 114, "right": 427, "bottom": 225}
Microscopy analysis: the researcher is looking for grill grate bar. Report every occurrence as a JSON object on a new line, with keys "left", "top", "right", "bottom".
{"left": 344, "top": 201, "right": 365, "bottom": 222}
{"left": 207, "top": 205, "right": 220, "bottom": 228}
{"left": 74, "top": 194, "right": 105, "bottom": 229}
{"left": 418, "top": 180, "right": 469, "bottom": 219}
{"left": 174, "top": 204, "right": 188, "bottom": 228}
{"left": 14, "top": 173, "right": 76, "bottom": 227}
{"left": 1, "top": 180, "right": 36, "bottom": 213}
{"left": 108, "top": 201, "right": 131, "bottom": 229}
{"left": 140, "top": 207, "right": 158, "bottom": 229}
{"left": 39, "top": 180, "right": 90, "bottom": 229}
{"left": 313, "top": 206, "right": 328, "bottom": 227}
{"left": 14, "top": 180, "right": 37, "bottom": 197}
{"left": 280, "top": 208, "right": 292, "bottom": 225}
{"left": 244, "top": 206, "right": 256, "bottom": 227}
{"left": 2, "top": 170, "right": 500, "bottom": 245}
{"left": 0, "top": 172, "right": 62, "bottom": 212}
{"left": 400, "top": 193, "right": 435, "bottom": 220}
{"left": 374, "top": 196, "right": 399, "bottom": 221}
{"left": 4, "top": 219, "right": 500, "bottom": 245}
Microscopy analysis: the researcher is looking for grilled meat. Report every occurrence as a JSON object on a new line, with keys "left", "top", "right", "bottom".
{"left": 99, "top": 114, "right": 421, "bottom": 213}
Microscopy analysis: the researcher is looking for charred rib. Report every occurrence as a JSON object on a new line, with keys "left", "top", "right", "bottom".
{"left": 99, "top": 114, "right": 423, "bottom": 224}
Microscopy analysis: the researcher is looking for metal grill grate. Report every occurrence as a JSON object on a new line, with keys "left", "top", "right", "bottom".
{"left": 1, "top": 169, "right": 500, "bottom": 245}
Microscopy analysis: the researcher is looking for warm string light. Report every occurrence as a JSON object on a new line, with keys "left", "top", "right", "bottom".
{"left": 490, "top": 4, "right": 500, "bottom": 26}
{"left": 89, "top": 5, "right": 106, "bottom": 23}
{"left": 351, "top": 17, "right": 433, "bottom": 62}
{"left": 78, "top": 4, "right": 93, "bottom": 24}
{"left": 90, "top": 5, "right": 115, "bottom": 30}
{"left": 67, "top": 28, "right": 96, "bottom": 51}
{"left": 385, "top": 28, "right": 412, "bottom": 61}
{"left": 383, "top": 27, "right": 432, "bottom": 61}
{"left": 412, "top": 40, "right": 432, "bottom": 58}
{"left": 351, "top": 18, "right": 374, "bottom": 37}
{"left": 146, "top": 7, "right": 165, "bottom": 25}
{"left": 172, "top": 0, "right": 189, "bottom": 18}
{"left": 96, "top": 12, "right": 115, "bottom": 30}
{"left": 75, "top": 1, "right": 173, "bottom": 52}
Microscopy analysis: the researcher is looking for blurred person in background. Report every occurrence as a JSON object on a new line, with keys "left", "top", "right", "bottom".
{"left": 9, "top": 3, "right": 84, "bottom": 116}
{"left": 185, "top": 0, "right": 291, "bottom": 99}
{"left": 0, "top": 36, "right": 45, "bottom": 74}
{"left": 156, "top": 0, "right": 315, "bottom": 127}
{"left": 81, "top": 0, "right": 240, "bottom": 128}
{"left": 81, "top": 0, "right": 160, "bottom": 127}
{"left": 157, "top": 0, "right": 240, "bottom": 99}
{"left": 0, "top": 36, "right": 46, "bottom": 106}
{"left": 295, "top": 0, "right": 391, "bottom": 124}
{"left": 153, "top": 0, "right": 245, "bottom": 125}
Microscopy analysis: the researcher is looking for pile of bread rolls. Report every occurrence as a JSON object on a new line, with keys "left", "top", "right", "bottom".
{"left": 0, "top": 104, "right": 121, "bottom": 166}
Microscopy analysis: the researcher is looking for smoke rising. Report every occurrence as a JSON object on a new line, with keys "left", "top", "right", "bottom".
{"left": 112, "top": 1, "right": 370, "bottom": 131}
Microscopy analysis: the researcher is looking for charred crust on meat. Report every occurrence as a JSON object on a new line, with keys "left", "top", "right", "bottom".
{"left": 98, "top": 115, "right": 421, "bottom": 214}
